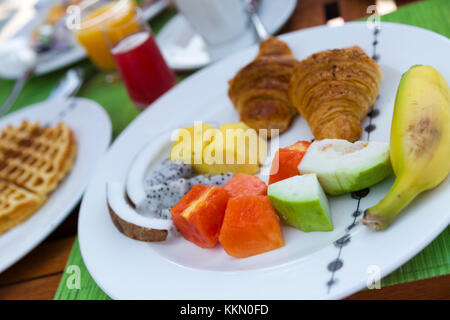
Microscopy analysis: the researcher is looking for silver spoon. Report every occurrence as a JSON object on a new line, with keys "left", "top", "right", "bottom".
{"left": 45, "top": 67, "right": 84, "bottom": 126}
{"left": 0, "top": 66, "right": 84, "bottom": 118}
{"left": 245, "top": 0, "right": 270, "bottom": 41}
{"left": 0, "top": 48, "right": 38, "bottom": 117}
{"left": 48, "top": 68, "right": 84, "bottom": 101}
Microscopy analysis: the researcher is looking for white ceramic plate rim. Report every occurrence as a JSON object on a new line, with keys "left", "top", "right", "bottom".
{"left": 79, "top": 22, "right": 450, "bottom": 299}
{"left": 0, "top": 97, "right": 111, "bottom": 273}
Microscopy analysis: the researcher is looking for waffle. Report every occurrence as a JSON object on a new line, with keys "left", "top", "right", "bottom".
{"left": 0, "top": 121, "right": 77, "bottom": 234}
{"left": 0, "top": 179, "right": 44, "bottom": 234}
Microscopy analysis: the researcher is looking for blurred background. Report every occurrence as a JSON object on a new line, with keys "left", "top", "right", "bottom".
{"left": 0, "top": 0, "right": 421, "bottom": 43}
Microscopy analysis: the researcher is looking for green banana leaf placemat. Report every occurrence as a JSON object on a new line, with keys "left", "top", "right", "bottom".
{"left": 0, "top": 0, "right": 447, "bottom": 300}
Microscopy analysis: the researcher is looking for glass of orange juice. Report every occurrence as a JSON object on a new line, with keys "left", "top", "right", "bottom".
{"left": 74, "top": 0, "right": 139, "bottom": 71}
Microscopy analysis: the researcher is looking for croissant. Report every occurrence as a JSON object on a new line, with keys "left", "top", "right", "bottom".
{"left": 228, "top": 37, "right": 299, "bottom": 137}
{"left": 288, "top": 46, "right": 382, "bottom": 142}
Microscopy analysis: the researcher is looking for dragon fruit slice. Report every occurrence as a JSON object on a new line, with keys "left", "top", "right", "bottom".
{"left": 138, "top": 178, "right": 190, "bottom": 213}
{"left": 137, "top": 173, "right": 234, "bottom": 217}
{"left": 186, "top": 173, "right": 234, "bottom": 188}
{"left": 144, "top": 159, "right": 195, "bottom": 187}
{"left": 152, "top": 209, "right": 172, "bottom": 220}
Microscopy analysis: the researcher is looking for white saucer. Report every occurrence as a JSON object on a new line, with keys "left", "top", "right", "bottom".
{"left": 157, "top": 0, "right": 298, "bottom": 71}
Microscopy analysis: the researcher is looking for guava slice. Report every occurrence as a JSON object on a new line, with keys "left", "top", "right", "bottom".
{"left": 298, "top": 139, "right": 392, "bottom": 196}
{"left": 268, "top": 174, "right": 333, "bottom": 232}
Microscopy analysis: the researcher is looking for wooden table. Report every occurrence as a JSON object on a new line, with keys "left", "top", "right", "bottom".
{"left": 0, "top": 0, "right": 448, "bottom": 300}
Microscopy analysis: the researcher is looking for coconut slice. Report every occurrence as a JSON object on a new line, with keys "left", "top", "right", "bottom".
{"left": 298, "top": 139, "right": 392, "bottom": 196}
{"left": 126, "top": 136, "right": 174, "bottom": 206}
{"left": 107, "top": 182, "right": 173, "bottom": 242}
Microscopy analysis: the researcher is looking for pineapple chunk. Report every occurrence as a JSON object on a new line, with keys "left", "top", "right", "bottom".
{"left": 170, "top": 122, "right": 267, "bottom": 175}
{"left": 170, "top": 123, "right": 215, "bottom": 164}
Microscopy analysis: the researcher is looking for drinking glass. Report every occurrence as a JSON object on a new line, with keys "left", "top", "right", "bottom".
{"left": 103, "top": 8, "right": 176, "bottom": 109}
{"left": 74, "top": 0, "right": 139, "bottom": 71}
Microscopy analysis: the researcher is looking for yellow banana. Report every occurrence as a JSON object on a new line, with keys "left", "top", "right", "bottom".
{"left": 361, "top": 65, "right": 450, "bottom": 230}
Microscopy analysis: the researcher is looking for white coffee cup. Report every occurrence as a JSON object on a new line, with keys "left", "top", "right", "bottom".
{"left": 173, "top": 0, "right": 248, "bottom": 46}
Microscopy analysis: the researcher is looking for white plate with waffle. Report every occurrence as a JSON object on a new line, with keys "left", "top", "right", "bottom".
{"left": 0, "top": 97, "right": 111, "bottom": 273}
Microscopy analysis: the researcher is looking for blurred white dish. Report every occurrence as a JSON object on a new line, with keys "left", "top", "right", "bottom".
{"left": 0, "top": 0, "right": 168, "bottom": 79}
{"left": 173, "top": 0, "right": 248, "bottom": 46}
{"left": 157, "top": 0, "right": 297, "bottom": 70}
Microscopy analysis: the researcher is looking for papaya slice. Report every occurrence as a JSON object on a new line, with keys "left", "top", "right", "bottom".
{"left": 170, "top": 184, "right": 229, "bottom": 248}
{"left": 223, "top": 173, "right": 267, "bottom": 199}
{"left": 219, "top": 196, "right": 284, "bottom": 258}
{"left": 269, "top": 141, "right": 311, "bottom": 185}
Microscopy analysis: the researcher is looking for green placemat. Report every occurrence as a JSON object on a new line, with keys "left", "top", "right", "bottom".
{"left": 1, "top": 0, "right": 446, "bottom": 300}
{"left": 54, "top": 228, "right": 449, "bottom": 300}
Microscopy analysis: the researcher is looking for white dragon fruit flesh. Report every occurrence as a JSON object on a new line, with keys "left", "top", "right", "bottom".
{"left": 138, "top": 172, "right": 234, "bottom": 218}
{"left": 144, "top": 159, "right": 196, "bottom": 186}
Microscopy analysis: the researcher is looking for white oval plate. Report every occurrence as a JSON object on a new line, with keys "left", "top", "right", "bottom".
{"left": 0, "top": 97, "right": 111, "bottom": 273}
{"left": 79, "top": 22, "right": 450, "bottom": 299}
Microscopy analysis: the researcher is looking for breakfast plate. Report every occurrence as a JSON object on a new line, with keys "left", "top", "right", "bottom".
{"left": 78, "top": 22, "right": 449, "bottom": 299}
{"left": 0, "top": 97, "right": 111, "bottom": 273}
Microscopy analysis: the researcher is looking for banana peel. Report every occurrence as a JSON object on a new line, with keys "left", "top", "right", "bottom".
{"left": 361, "top": 65, "right": 450, "bottom": 230}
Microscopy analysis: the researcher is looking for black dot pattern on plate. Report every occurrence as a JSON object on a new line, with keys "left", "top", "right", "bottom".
{"left": 346, "top": 221, "right": 359, "bottom": 232}
{"left": 351, "top": 188, "right": 370, "bottom": 200}
{"left": 352, "top": 209, "right": 363, "bottom": 218}
{"left": 365, "top": 124, "right": 376, "bottom": 133}
{"left": 325, "top": 26, "right": 381, "bottom": 294}
{"left": 368, "top": 109, "right": 380, "bottom": 118}
{"left": 372, "top": 27, "right": 381, "bottom": 62}
{"left": 327, "top": 259, "right": 344, "bottom": 272}
{"left": 334, "top": 234, "right": 351, "bottom": 248}
{"left": 327, "top": 279, "right": 337, "bottom": 288}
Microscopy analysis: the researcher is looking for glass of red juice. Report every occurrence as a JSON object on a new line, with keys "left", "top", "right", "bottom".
{"left": 103, "top": 9, "right": 176, "bottom": 109}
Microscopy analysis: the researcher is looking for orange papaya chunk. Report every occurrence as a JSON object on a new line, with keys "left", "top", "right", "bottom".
{"left": 219, "top": 196, "right": 284, "bottom": 258}
{"left": 171, "top": 184, "right": 229, "bottom": 248}
{"left": 285, "top": 140, "right": 311, "bottom": 152}
{"left": 223, "top": 173, "right": 267, "bottom": 199}
{"left": 269, "top": 141, "right": 311, "bottom": 185}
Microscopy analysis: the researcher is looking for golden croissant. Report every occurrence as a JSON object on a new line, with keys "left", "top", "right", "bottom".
{"left": 289, "top": 46, "right": 382, "bottom": 142}
{"left": 228, "top": 37, "right": 299, "bottom": 137}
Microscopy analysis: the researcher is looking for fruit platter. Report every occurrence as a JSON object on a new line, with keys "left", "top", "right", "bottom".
{"left": 78, "top": 22, "right": 449, "bottom": 299}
